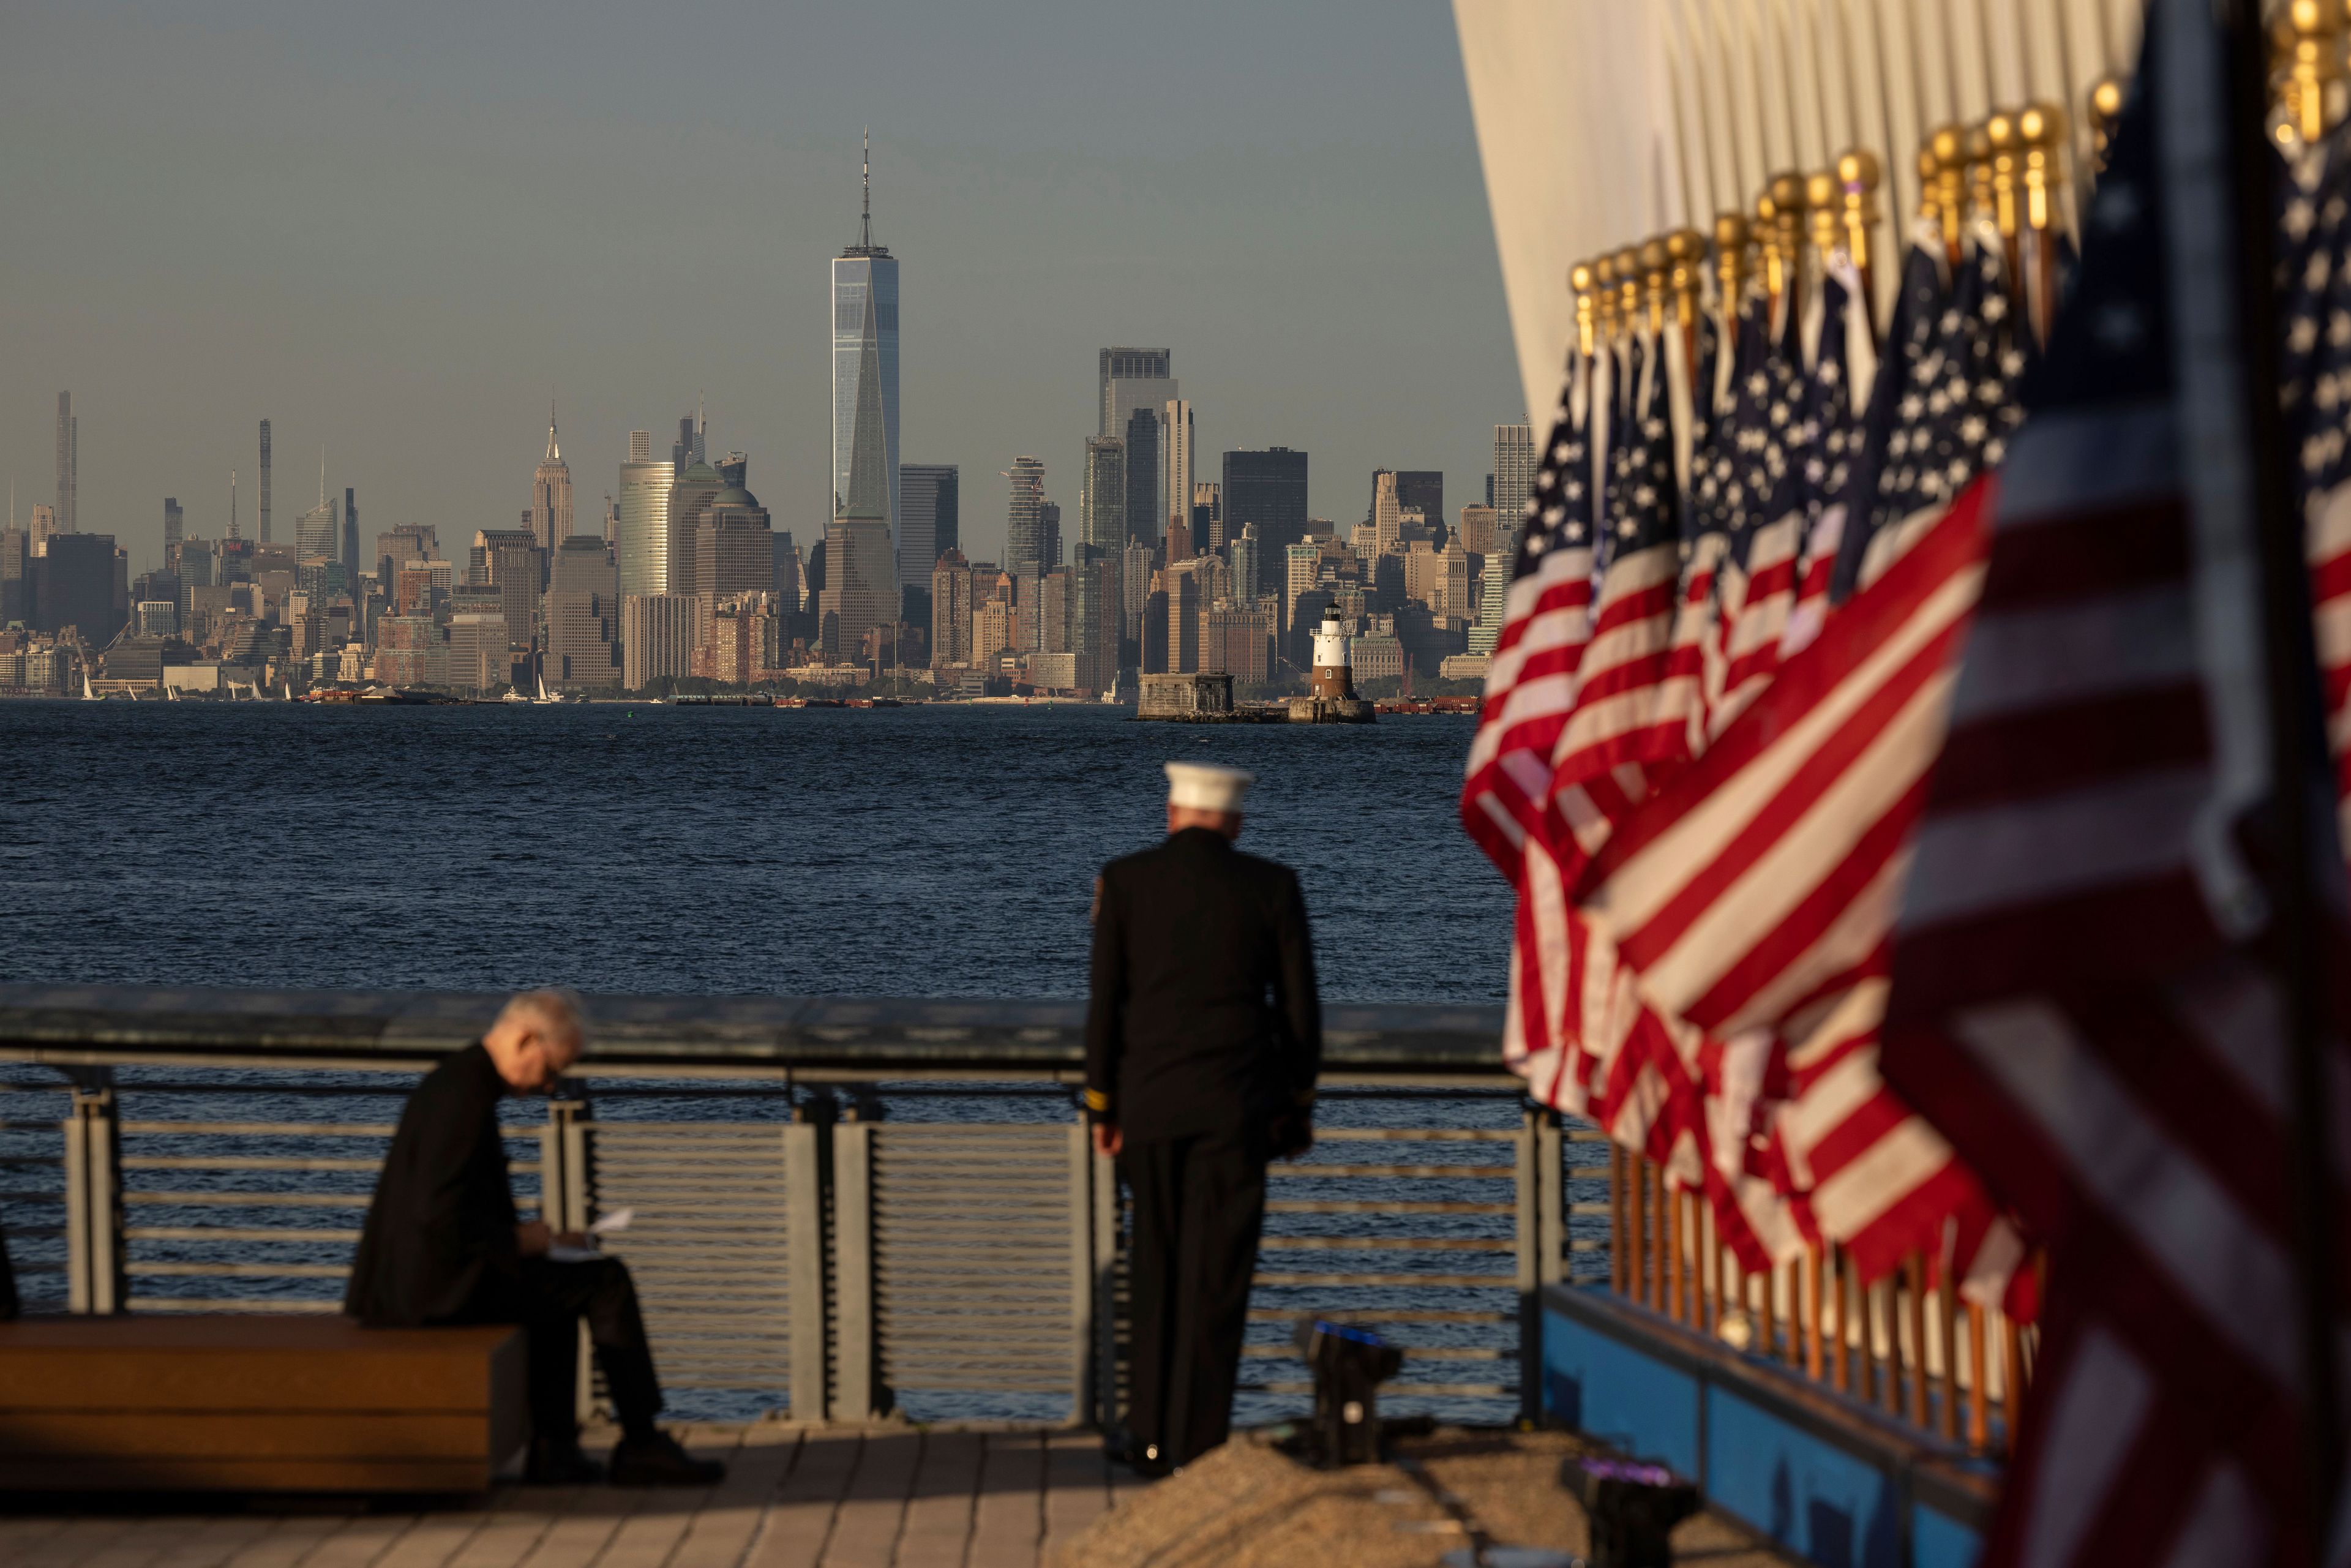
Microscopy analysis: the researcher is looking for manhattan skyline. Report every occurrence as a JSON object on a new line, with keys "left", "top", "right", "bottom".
{"left": 0, "top": 2, "right": 1515, "bottom": 577}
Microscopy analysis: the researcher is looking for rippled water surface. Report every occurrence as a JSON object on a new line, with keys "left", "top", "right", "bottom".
{"left": 0, "top": 699, "right": 1507, "bottom": 1002}
{"left": 3, "top": 700, "right": 1551, "bottom": 1427}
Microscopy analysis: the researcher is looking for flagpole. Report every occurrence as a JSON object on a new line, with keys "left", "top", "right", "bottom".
{"left": 2217, "top": 0, "right": 2342, "bottom": 1547}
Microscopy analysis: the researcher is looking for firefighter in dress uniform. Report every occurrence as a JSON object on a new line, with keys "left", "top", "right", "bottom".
{"left": 1085, "top": 761, "right": 1322, "bottom": 1476}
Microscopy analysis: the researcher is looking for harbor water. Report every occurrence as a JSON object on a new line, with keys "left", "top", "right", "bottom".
{"left": 0, "top": 700, "right": 1565, "bottom": 1427}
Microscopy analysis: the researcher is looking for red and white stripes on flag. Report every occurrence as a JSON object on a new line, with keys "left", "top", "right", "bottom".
{"left": 2312, "top": 484, "right": 2351, "bottom": 858}
{"left": 1464, "top": 350, "right": 1600, "bottom": 883}
{"left": 1569, "top": 478, "right": 2010, "bottom": 1286}
{"left": 1880, "top": 399, "right": 2342, "bottom": 1568}
{"left": 1462, "top": 538, "right": 1595, "bottom": 877}
{"left": 1879, "top": 5, "right": 2351, "bottom": 1554}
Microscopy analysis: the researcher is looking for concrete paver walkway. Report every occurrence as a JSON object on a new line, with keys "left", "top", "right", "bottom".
{"left": 0, "top": 1425, "right": 1136, "bottom": 1568}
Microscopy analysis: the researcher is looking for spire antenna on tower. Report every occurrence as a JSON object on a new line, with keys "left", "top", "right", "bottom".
{"left": 861, "top": 127, "right": 872, "bottom": 250}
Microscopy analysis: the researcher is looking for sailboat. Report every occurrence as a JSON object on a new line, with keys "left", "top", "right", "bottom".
{"left": 81, "top": 667, "right": 99, "bottom": 701}
{"left": 167, "top": 684, "right": 180, "bottom": 702}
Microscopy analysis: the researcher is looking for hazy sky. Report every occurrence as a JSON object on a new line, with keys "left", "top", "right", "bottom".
{"left": 0, "top": 1, "right": 1520, "bottom": 575}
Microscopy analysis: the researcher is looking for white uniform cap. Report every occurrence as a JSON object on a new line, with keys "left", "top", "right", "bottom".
{"left": 1165, "top": 762, "right": 1254, "bottom": 814}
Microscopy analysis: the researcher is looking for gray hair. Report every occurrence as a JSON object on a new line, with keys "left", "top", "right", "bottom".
{"left": 495, "top": 988, "right": 588, "bottom": 1054}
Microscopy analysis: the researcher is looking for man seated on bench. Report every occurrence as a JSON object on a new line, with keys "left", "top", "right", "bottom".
{"left": 346, "top": 988, "right": 722, "bottom": 1487}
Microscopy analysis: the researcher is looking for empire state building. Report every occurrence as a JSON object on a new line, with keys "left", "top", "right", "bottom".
{"left": 825, "top": 132, "right": 901, "bottom": 661}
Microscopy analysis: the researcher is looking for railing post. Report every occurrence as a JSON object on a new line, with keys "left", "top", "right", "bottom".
{"left": 830, "top": 1109, "right": 879, "bottom": 1422}
{"left": 1092, "top": 1137, "right": 1120, "bottom": 1433}
{"left": 1067, "top": 1122, "right": 1094, "bottom": 1426}
{"left": 542, "top": 1089, "right": 596, "bottom": 1423}
{"left": 784, "top": 1105, "right": 830, "bottom": 1424}
{"left": 1514, "top": 1105, "right": 1537, "bottom": 1423}
{"left": 62, "top": 1073, "right": 123, "bottom": 1315}
{"left": 1520, "top": 1105, "right": 1563, "bottom": 1423}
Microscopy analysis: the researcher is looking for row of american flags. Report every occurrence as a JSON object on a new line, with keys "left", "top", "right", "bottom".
{"left": 1459, "top": 0, "right": 2351, "bottom": 1563}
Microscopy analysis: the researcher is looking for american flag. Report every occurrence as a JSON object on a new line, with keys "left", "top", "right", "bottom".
{"left": 1554, "top": 230, "right": 2033, "bottom": 1297}
{"left": 1550, "top": 326, "right": 1682, "bottom": 789}
{"left": 1780, "top": 257, "right": 1873, "bottom": 658}
{"left": 1708, "top": 300, "right": 1810, "bottom": 734}
{"left": 1831, "top": 225, "right": 1952, "bottom": 601}
{"left": 1463, "top": 343, "right": 1600, "bottom": 882}
{"left": 1653, "top": 310, "right": 1733, "bottom": 763}
{"left": 1850, "top": 223, "right": 2028, "bottom": 593}
{"left": 1881, "top": 9, "right": 2350, "bottom": 1562}
{"left": 2281, "top": 128, "right": 2351, "bottom": 869}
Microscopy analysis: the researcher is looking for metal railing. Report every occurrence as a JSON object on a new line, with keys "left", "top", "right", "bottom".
{"left": 0, "top": 986, "right": 2018, "bottom": 1456}
{"left": 0, "top": 986, "right": 1599, "bottom": 1429}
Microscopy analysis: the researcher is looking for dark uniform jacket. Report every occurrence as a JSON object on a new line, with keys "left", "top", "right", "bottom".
{"left": 345, "top": 1042, "right": 525, "bottom": 1327}
{"left": 1084, "top": 827, "right": 1321, "bottom": 1142}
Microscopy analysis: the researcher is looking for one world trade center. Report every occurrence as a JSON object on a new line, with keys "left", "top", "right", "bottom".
{"left": 827, "top": 132, "right": 900, "bottom": 659}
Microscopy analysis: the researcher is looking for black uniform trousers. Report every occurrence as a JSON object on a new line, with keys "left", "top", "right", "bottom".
{"left": 519, "top": 1256, "right": 662, "bottom": 1443}
{"left": 1120, "top": 1122, "right": 1268, "bottom": 1467}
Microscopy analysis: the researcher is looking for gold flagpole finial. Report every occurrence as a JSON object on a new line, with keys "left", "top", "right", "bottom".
{"left": 1963, "top": 124, "right": 1995, "bottom": 223}
{"left": 1571, "top": 261, "right": 1598, "bottom": 358}
{"left": 1915, "top": 144, "right": 1942, "bottom": 228}
{"left": 1837, "top": 149, "right": 1883, "bottom": 283}
{"left": 1767, "top": 173, "right": 1806, "bottom": 331}
{"left": 2017, "top": 104, "right": 2066, "bottom": 234}
{"left": 2086, "top": 77, "right": 2127, "bottom": 174}
{"left": 1639, "top": 238, "right": 1671, "bottom": 334}
{"left": 1714, "top": 212, "right": 1752, "bottom": 310}
{"left": 1613, "top": 244, "right": 1645, "bottom": 339}
{"left": 1805, "top": 170, "right": 1840, "bottom": 260}
{"left": 1984, "top": 112, "right": 2023, "bottom": 242}
{"left": 1929, "top": 126, "right": 1968, "bottom": 260}
{"left": 1665, "top": 228, "right": 1708, "bottom": 330}
{"left": 2270, "top": 0, "right": 2347, "bottom": 148}
{"left": 1593, "top": 252, "right": 1621, "bottom": 339}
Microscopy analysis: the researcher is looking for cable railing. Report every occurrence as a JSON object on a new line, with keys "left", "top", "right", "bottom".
{"left": 0, "top": 985, "right": 2012, "bottom": 1458}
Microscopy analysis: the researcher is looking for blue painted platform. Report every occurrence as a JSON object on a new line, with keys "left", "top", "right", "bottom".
{"left": 1540, "top": 1284, "right": 1998, "bottom": 1568}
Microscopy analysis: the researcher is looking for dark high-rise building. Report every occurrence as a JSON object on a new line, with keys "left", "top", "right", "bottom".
{"left": 0, "top": 527, "right": 26, "bottom": 625}
{"left": 900, "top": 463, "right": 959, "bottom": 583}
{"left": 343, "top": 489, "right": 359, "bottom": 577}
{"left": 55, "top": 393, "right": 77, "bottom": 537}
{"left": 37, "top": 533, "right": 121, "bottom": 641}
{"left": 259, "top": 419, "right": 273, "bottom": 544}
{"left": 1396, "top": 471, "right": 1443, "bottom": 534}
{"left": 1123, "top": 407, "right": 1160, "bottom": 549}
{"left": 163, "top": 498, "right": 184, "bottom": 570}
{"left": 1038, "top": 501, "right": 1062, "bottom": 574}
{"left": 1221, "top": 448, "right": 1310, "bottom": 595}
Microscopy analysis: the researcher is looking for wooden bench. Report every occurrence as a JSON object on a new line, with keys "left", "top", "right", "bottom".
{"left": 0, "top": 1315, "right": 526, "bottom": 1493}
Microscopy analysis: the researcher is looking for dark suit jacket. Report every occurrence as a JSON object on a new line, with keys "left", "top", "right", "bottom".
{"left": 1084, "top": 827, "right": 1321, "bottom": 1142}
{"left": 345, "top": 1042, "right": 525, "bottom": 1326}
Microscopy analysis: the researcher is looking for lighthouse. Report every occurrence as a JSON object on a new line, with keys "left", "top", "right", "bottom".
{"left": 1310, "top": 605, "right": 1357, "bottom": 702}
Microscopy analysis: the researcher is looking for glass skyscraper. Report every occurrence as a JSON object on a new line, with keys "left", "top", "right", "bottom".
{"left": 833, "top": 140, "right": 900, "bottom": 614}
{"left": 1221, "top": 448, "right": 1308, "bottom": 595}
{"left": 1100, "top": 348, "right": 1174, "bottom": 549}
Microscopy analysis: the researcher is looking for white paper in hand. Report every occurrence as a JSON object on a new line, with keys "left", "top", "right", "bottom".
{"left": 588, "top": 1208, "right": 634, "bottom": 1236}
